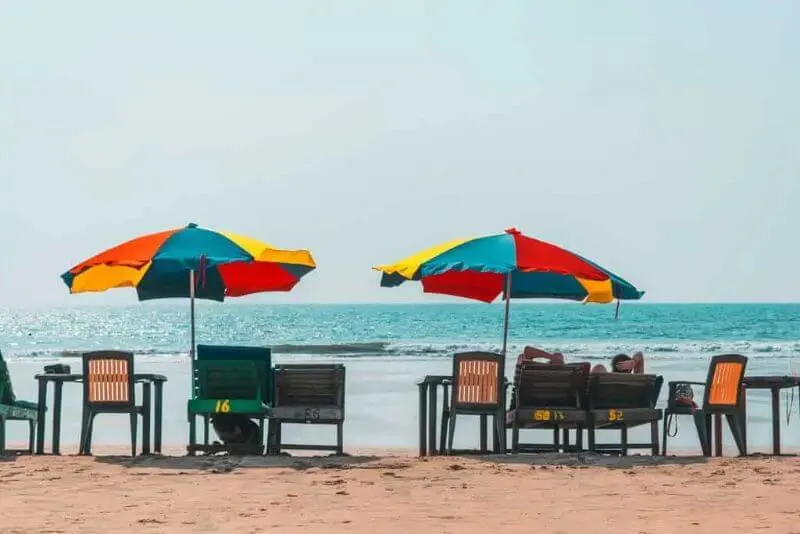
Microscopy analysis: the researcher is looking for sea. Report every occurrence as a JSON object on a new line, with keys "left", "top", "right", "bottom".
{"left": 2, "top": 303, "right": 799, "bottom": 453}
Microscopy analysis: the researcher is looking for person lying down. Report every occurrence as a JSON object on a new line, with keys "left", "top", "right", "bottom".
{"left": 519, "top": 346, "right": 645, "bottom": 374}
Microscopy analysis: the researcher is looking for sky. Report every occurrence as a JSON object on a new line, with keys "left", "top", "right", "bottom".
{"left": 1, "top": 1, "right": 798, "bottom": 307}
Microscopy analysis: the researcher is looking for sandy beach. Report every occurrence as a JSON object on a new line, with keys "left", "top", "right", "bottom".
{"left": 2, "top": 451, "right": 799, "bottom": 533}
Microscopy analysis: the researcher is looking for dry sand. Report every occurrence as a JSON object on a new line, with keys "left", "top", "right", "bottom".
{"left": 2, "top": 451, "right": 800, "bottom": 533}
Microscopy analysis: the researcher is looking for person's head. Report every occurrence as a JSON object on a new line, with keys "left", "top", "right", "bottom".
{"left": 611, "top": 353, "right": 634, "bottom": 373}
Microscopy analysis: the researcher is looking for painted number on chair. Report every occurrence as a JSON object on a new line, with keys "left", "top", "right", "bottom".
{"left": 533, "top": 410, "right": 551, "bottom": 421}
{"left": 215, "top": 400, "right": 231, "bottom": 413}
{"left": 608, "top": 409, "right": 624, "bottom": 422}
{"left": 304, "top": 408, "right": 320, "bottom": 421}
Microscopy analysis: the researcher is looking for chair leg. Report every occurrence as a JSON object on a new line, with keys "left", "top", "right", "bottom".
{"left": 203, "top": 416, "right": 210, "bottom": 445}
{"left": 726, "top": 413, "right": 747, "bottom": 456}
{"left": 651, "top": 421, "right": 660, "bottom": 456}
{"left": 447, "top": 413, "right": 457, "bottom": 454}
{"left": 620, "top": 428, "right": 629, "bottom": 456}
{"left": 83, "top": 413, "right": 96, "bottom": 455}
{"left": 661, "top": 415, "right": 669, "bottom": 455}
{"left": 552, "top": 427, "right": 560, "bottom": 452}
{"left": 693, "top": 412, "right": 711, "bottom": 456}
{"left": 494, "top": 414, "right": 505, "bottom": 454}
{"left": 188, "top": 415, "right": 197, "bottom": 456}
{"left": 130, "top": 413, "right": 138, "bottom": 457}
{"left": 336, "top": 422, "right": 344, "bottom": 455}
{"left": 576, "top": 425, "right": 584, "bottom": 451}
{"left": 479, "top": 415, "right": 488, "bottom": 453}
{"left": 28, "top": 420, "right": 35, "bottom": 453}
{"left": 0, "top": 415, "right": 6, "bottom": 455}
{"left": 511, "top": 420, "right": 520, "bottom": 453}
{"left": 587, "top": 425, "right": 596, "bottom": 452}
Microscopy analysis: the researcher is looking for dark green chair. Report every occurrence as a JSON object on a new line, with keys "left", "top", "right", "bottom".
{"left": 0, "top": 350, "right": 40, "bottom": 455}
{"left": 586, "top": 373, "right": 663, "bottom": 456}
{"left": 187, "top": 345, "right": 272, "bottom": 455}
{"left": 267, "top": 364, "right": 346, "bottom": 455}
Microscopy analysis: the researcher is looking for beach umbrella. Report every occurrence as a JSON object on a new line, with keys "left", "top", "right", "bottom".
{"left": 374, "top": 228, "right": 643, "bottom": 355}
{"left": 61, "top": 223, "right": 316, "bottom": 358}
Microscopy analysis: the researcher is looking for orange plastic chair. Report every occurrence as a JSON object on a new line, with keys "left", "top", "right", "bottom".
{"left": 681, "top": 354, "right": 748, "bottom": 456}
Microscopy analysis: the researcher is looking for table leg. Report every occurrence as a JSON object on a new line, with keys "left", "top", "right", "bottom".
{"left": 35, "top": 379, "right": 47, "bottom": 454}
{"left": 52, "top": 382, "right": 63, "bottom": 455}
{"left": 141, "top": 383, "right": 151, "bottom": 455}
{"left": 154, "top": 382, "right": 164, "bottom": 454}
{"left": 418, "top": 384, "right": 427, "bottom": 457}
{"left": 714, "top": 414, "right": 722, "bottom": 456}
{"left": 771, "top": 386, "right": 780, "bottom": 455}
{"left": 428, "top": 384, "right": 438, "bottom": 456}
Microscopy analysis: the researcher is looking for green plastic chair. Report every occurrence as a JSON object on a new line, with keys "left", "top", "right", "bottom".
{"left": 0, "top": 350, "right": 40, "bottom": 454}
{"left": 187, "top": 345, "right": 272, "bottom": 455}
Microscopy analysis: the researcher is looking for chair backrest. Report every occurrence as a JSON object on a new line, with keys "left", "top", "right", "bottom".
{"left": 511, "top": 362, "right": 588, "bottom": 410}
{"left": 82, "top": 351, "right": 135, "bottom": 407}
{"left": 587, "top": 373, "right": 662, "bottom": 410}
{"left": 0, "top": 349, "right": 16, "bottom": 405}
{"left": 451, "top": 352, "right": 505, "bottom": 411}
{"left": 196, "top": 359, "right": 262, "bottom": 400}
{"left": 195, "top": 345, "right": 272, "bottom": 404}
{"left": 702, "top": 354, "right": 748, "bottom": 409}
{"left": 273, "top": 364, "right": 345, "bottom": 408}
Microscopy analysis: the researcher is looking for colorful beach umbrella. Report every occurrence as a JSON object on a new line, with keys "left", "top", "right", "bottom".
{"left": 374, "top": 228, "right": 643, "bottom": 354}
{"left": 62, "top": 223, "right": 316, "bottom": 357}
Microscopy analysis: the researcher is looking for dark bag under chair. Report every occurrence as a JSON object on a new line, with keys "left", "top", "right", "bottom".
{"left": 210, "top": 413, "right": 263, "bottom": 455}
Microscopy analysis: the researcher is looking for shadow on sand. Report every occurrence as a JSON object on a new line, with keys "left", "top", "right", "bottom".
{"left": 89, "top": 450, "right": 718, "bottom": 474}
{"left": 476, "top": 451, "right": 711, "bottom": 469}
{"left": 92, "top": 453, "right": 388, "bottom": 473}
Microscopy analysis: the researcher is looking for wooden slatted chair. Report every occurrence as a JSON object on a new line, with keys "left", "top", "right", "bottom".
{"left": 507, "top": 361, "right": 589, "bottom": 453}
{"left": 268, "top": 364, "right": 346, "bottom": 455}
{"left": 446, "top": 352, "right": 506, "bottom": 454}
{"left": 678, "top": 354, "right": 748, "bottom": 456}
{"left": 80, "top": 351, "right": 147, "bottom": 456}
{"left": 586, "top": 373, "right": 663, "bottom": 456}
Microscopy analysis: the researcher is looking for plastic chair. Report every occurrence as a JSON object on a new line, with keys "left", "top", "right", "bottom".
{"left": 446, "top": 352, "right": 506, "bottom": 454}
{"left": 80, "top": 351, "right": 147, "bottom": 456}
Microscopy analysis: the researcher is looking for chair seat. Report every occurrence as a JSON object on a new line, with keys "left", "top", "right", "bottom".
{"left": 507, "top": 407, "right": 588, "bottom": 427}
{"left": 0, "top": 401, "right": 39, "bottom": 419}
{"left": 590, "top": 407, "right": 662, "bottom": 427}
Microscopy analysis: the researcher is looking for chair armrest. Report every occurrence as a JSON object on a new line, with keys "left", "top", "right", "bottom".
{"left": 667, "top": 381, "right": 705, "bottom": 387}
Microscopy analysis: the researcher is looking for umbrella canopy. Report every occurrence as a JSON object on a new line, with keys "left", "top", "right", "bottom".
{"left": 374, "top": 228, "right": 643, "bottom": 355}
{"left": 375, "top": 228, "right": 642, "bottom": 304}
{"left": 62, "top": 223, "right": 316, "bottom": 301}
{"left": 62, "top": 223, "right": 316, "bottom": 359}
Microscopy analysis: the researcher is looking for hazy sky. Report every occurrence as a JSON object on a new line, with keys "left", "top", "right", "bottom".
{"left": 1, "top": 2, "right": 798, "bottom": 307}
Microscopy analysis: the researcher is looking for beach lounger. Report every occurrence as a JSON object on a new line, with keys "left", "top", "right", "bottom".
{"left": 446, "top": 352, "right": 506, "bottom": 455}
{"left": 666, "top": 354, "right": 747, "bottom": 457}
{"left": 586, "top": 373, "right": 663, "bottom": 456}
{"left": 187, "top": 345, "right": 272, "bottom": 455}
{"left": 267, "top": 364, "right": 346, "bottom": 455}
{"left": 79, "top": 351, "right": 148, "bottom": 456}
{"left": 0, "top": 350, "right": 40, "bottom": 455}
{"left": 507, "top": 362, "right": 589, "bottom": 453}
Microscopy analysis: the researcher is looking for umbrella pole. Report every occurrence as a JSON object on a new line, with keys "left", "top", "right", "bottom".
{"left": 501, "top": 273, "right": 512, "bottom": 357}
{"left": 189, "top": 269, "right": 196, "bottom": 360}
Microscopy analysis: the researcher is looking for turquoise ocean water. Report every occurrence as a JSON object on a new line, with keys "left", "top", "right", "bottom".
{"left": 2, "top": 303, "right": 799, "bottom": 453}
